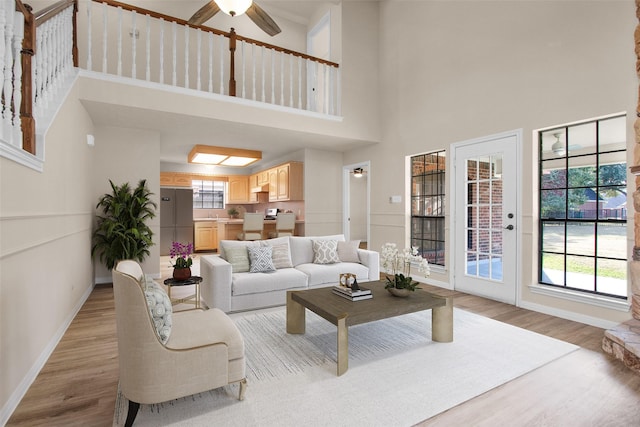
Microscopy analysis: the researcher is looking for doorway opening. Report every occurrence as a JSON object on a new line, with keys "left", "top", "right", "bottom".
{"left": 343, "top": 162, "right": 370, "bottom": 249}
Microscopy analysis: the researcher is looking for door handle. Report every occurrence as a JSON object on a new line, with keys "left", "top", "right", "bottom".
{"left": 504, "top": 224, "right": 514, "bottom": 230}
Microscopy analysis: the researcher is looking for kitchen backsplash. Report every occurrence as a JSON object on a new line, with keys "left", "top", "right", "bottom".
{"left": 193, "top": 200, "right": 304, "bottom": 220}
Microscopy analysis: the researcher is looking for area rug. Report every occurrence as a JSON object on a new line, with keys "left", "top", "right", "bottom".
{"left": 113, "top": 307, "right": 578, "bottom": 426}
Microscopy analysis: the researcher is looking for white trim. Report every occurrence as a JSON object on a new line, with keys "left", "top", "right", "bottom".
{"left": 342, "top": 161, "right": 371, "bottom": 245}
{"left": 0, "top": 283, "right": 95, "bottom": 426}
{"left": 520, "top": 298, "right": 623, "bottom": 329}
{"left": 0, "top": 139, "right": 44, "bottom": 172}
{"left": 528, "top": 283, "right": 630, "bottom": 312}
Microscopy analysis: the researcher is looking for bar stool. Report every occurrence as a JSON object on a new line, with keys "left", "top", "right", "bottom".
{"left": 237, "top": 213, "right": 264, "bottom": 240}
{"left": 268, "top": 212, "right": 296, "bottom": 238}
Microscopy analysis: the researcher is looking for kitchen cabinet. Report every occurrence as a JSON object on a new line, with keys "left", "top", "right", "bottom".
{"left": 269, "top": 162, "right": 303, "bottom": 201}
{"left": 228, "top": 175, "right": 249, "bottom": 203}
{"left": 257, "top": 170, "right": 269, "bottom": 186}
{"left": 160, "top": 172, "right": 192, "bottom": 187}
{"left": 194, "top": 221, "right": 217, "bottom": 251}
{"left": 249, "top": 174, "right": 259, "bottom": 203}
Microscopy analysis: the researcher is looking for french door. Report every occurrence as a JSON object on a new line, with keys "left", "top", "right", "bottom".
{"left": 453, "top": 131, "right": 520, "bottom": 304}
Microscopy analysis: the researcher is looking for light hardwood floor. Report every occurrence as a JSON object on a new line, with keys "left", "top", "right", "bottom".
{"left": 7, "top": 283, "right": 640, "bottom": 426}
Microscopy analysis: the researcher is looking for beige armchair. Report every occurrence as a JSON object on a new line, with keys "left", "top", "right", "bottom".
{"left": 112, "top": 260, "right": 247, "bottom": 426}
{"left": 237, "top": 212, "right": 264, "bottom": 240}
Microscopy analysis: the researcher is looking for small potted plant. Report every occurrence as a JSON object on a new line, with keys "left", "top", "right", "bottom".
{"left": 170, "top": 241, "right": 193, "bottom": 280}
{"left": 227, "top": 206, "right": 240, "bottom": 219}
{"left": 380, "top": 243, "right": 430, "bottom": 297}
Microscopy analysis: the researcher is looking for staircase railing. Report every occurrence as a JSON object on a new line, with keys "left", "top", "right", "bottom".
{"left": 82, "top": 0, "right": 340, "bottom": 115}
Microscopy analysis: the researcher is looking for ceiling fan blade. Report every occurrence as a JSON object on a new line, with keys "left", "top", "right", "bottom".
{"left": 188, "top": 1, "right": 221, "bottom": 26}
{"left": 246, "top": 3, "right": 281, "bottom": 36}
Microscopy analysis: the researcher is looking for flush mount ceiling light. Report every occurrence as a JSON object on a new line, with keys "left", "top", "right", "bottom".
{"left": 188, "top": 145, "right": 262, "bottom": 167}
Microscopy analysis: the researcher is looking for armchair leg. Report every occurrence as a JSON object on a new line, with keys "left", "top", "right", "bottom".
{"left": 124, "top": 400, "right": 140, "bottom": 427}
{"left": 238, "top": 378, "right": 248, "bottom": 401}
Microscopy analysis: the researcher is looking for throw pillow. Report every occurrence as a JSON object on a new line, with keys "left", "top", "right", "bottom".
{"left": 337, "top": 240, "right": 361, "bottom": 263}
{"left": 248, "top": 246, "right": 276, "bottom": 273}
{"left": 225, "top": 246, "right": 250, "bottom": 273}
{"left": 143, "top": 281, "right": 172, "bottom": 344}
{"left": 261, "top": 239, "right": 293, "bottom": 269}
{"left": 312, "top": 239, "right": 340, "bottom": 264}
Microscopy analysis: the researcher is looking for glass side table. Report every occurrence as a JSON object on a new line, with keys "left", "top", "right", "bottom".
{"left": 163, "top": 276, "right": 203, "bottom": 309}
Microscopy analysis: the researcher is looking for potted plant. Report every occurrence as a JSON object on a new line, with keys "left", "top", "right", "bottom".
{"left": 91, "top": 179, "right": 157, "bottom": 270}
{"left": 380, "top": 243, "right": 430, "bottom": 297}
{"left": 170, "top": 241, "right": 194, "bottom": 280}
{"left": 227, "top": 206, "right": 240, "bottom": 218}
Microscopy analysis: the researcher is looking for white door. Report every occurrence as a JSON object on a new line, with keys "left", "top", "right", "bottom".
{"left": 453, "top": 131, "right": 520, "bottom": 304}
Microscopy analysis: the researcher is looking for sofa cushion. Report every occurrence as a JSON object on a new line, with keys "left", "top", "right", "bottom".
{"left": 248, "top": 246, "right": 276, "bottom": 273}
{"left": 224, "top": 246, "right": 251, "bottom": 273}
{"left": 312, "top": 240, "right": 340, "bottom": 264}
{"left": 260, "top": 237, "right": 293, "bottom": 269}
{"left": 290, "top": 234, "right": 346, "bottom": 266}
{"left": 296, "top": 262, "right": 371, "bottom": 287}
{"left": 337, "top": 240, "right": 361, "bottom": 263}
{"left": 143, "top": 279, "right": 172, "bottom": 344}
{"left": 232, "top": 268, "right": 308, "bottom": 296}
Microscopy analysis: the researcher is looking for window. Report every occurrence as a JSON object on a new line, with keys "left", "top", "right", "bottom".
{"left": 538, "top": 114, "right": 627, "bottom": 298}
{"left": 411, "top": 151, "right": 446, "bottom": 266}
{"left": 192, "top": 180, "right": 225, "bottom": 209}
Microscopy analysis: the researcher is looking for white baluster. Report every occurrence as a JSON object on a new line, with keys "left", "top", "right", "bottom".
{"left": 102, "top": 2, "right": 107, "bottom": 73}
{"left": 171, "top": 21, "right": 176, "bottom": 86}
{"left": 241, "top": 40, "right": 245, "bottom": 99}
{"left": 336, "top": 66, "right": 342, "bottom": 116}
{"left": 158, "top": 18, "right": 164, "bottom": 84}
{"left": 145, "top": 14, "right": 150, "bottom": 81}
{"left": 270, "top": 48, "right": 274, "bottom": 104}
{"left": 117, "top": 6, "right": 122, "bottom": 76}
{"left": 261, "top": 45, "right": 265, "bottom": 102}
{"left": 86, "top": 0, "right": 92, "bottom": 70}
{"left": 298, "top": 56, "right": 302, "bottom": 109}
{"left": 219, "top": 35, "right": 224, "bottom": 95}
{"left": 131, "top": 11, "right": 137, "bottom": 78}
{"left": 289, "top": 54, "right": 293, "bottom": 107}
{"left": 196, "top": 29, "right": 201, "bottom": 91}
{"left": 306, "top": 59, "right": 311, "bottom": 111}
{"left": 184, "top": 24, "right": 189, "bottom": 88}
{"left": 280, "top": 51, "right": 284, "bottom": 105}
{"left": 208, "top": 32, "right": 213, "bottom": 92}
{"left": 12, "top": 17, "right": 22, "bottom": 128}
{"left": 251, "top": 43, "right": 256, "bottom": 101}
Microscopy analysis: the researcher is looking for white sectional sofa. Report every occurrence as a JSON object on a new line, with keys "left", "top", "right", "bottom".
{"left": 200, "top": 234, "right": 380, "bottom": 312}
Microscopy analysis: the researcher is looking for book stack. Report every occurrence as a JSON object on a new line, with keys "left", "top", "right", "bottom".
{"left": 332, "top": 285, "right": 372, "bottom": 301}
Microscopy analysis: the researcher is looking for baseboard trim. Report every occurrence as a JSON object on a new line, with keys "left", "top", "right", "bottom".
{"left": 519, "top": 300, "right": 621, "bottom": 330}
{"left": 0, "top": 283, "right": 95, "bottom": 426}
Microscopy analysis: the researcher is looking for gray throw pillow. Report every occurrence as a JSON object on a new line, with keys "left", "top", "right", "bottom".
{"left": 248, "top": 246, "right": 276, "bottom": 273}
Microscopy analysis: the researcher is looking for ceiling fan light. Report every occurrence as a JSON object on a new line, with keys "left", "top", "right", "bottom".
{"left": 551, "top": 140, "right": 566, "bottom": 155}
{"left": 353, "top": 167, "right": 364, "bottom": 178}
{"left": 214, "top": 0, "right": 252, "bottom": 16}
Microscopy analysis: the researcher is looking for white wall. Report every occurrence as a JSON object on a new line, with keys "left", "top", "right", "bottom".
{"left": 303, "top": 148, "right": 343, "bottom": 236}
{"left": 347, "top": 0, "right": 636, "bottom": 325}
{"left": 0, "top": 83, "right": 95, "bottom": 421}
{"left": 92, "top": 126, "right": 162, "bottom": 283}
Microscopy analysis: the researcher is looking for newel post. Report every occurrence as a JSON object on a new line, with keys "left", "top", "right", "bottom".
{"left": 17, "top": 0, "right": 36, "bottom": 154}
{"left": 228, "top": 27, "right": 236, "bottom": 96}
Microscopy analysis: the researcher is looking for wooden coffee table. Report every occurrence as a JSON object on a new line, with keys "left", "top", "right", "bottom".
{"left": 286, "top": 280, "right": 453, "bottom": 376}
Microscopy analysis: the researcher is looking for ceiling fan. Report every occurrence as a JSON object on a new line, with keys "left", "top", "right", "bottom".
{"left": 188, "top": 0, "right": 282, "bottom": 36}
{"left": 550, "top": 132, "right": 581, "bottom": 156}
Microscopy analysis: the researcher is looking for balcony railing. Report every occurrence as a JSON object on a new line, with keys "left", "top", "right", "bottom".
{"left": 4, "top": 0, "right": 340, "bottom": 165}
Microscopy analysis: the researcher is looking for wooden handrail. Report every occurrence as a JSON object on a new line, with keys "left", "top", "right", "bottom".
{"left": 34, "top": 0, "right": 75, "bottom": 25}
{"left": 92, "top": 0, "right": 339, "bottom": 68}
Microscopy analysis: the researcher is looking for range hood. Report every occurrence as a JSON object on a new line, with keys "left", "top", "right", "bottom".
{"left": 250, "top": 184, "right": 269, "bottom": 193}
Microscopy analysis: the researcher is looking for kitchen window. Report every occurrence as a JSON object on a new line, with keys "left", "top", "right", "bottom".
{"left": 192, "top": 180, "right": 225, "bottom": 209}
{"left": 538, "top": 114, "right": 627, "bottom": 298}
{"left": 411, "top": 151, "right": 446, "bottom": 267}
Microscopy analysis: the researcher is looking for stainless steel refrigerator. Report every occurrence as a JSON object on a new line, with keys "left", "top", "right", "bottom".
{"left": 160, "top": 188, "right": 194, "bottom": 256}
